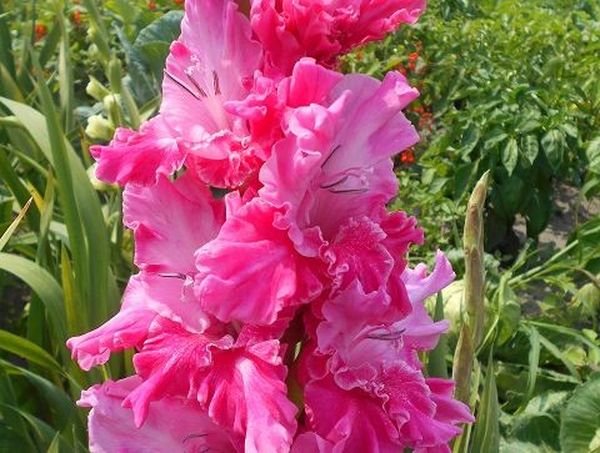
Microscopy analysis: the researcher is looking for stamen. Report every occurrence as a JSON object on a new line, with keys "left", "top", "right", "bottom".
{"left": 185, "top": 72, "right": 208, "bottom": 98}
{"left": 158, "top": 272, "right": 188, "bottom": 280}
{"left": 213, "top": 70, "right": 221, "bottom": 95}
{"left": 328, "top": 187, "right": 369, "bottom": 194}
{"left": 366, "top": 328, "right": 406, "bottom": 341}
{"left": 321, "top": 144, "right": 341, "bottom": 169}
{"left": 320, "top": 174, "right": 349, "bottom": 189}
{"left": 183, "top": 433, "right": 208, "bottom": 443}
{"left": 164, "top": 70, "right": 202, "bottom": 100}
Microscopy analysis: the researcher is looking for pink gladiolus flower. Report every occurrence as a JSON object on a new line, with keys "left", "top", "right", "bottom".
{"left": 71, "top": 0, "right": 474, "bottom": 450}
{"left": 251, "top": 0, "right": 427, "bottom": 74}
{"left": 79, "top": 377, "right": 240, "bottom": 452}
{"left": 67, "top": 174, "right": 223, "bottom": 369}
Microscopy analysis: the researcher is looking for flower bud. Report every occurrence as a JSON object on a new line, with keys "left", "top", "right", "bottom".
{"left": 85, "top": 115, "right": 114, "bottom": 141}
{"left": 86, "top": 76, "right": 110, "bottom": 101}
{"left": 86, "top": 163, "right": 115, "bottom": 192}
{"left": 103, "top": 94, "right": 122, "bottom": 126}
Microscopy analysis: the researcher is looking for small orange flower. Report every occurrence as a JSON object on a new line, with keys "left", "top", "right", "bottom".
{"left": 72, "top": 10, "right": 82, "bottom": 26}
{"left": 148, "top": 0, "right": 157, "bottom": 10}
{"left": 400, "top": 148, "right": 416, "bottom": 165}
{"left": 407, "top": 52, "right": 419, "bottom": 72}
{"left": 34, "top": 23, "right": 48, "bottom": 42}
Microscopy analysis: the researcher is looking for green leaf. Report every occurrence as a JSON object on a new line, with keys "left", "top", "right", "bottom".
{"left": 461, "top": 124, "right": 480, "bottom": 155}
{"left": 525, "top": 326, "right": 541, "bottom": 402}
{"left": 134, "top": 11, "right": 184, "bottom": 79}
{"left": 560, "top": 374, "right": 600, "bottom": 452}
{"left": 541, "top": 129, "right": 565, "bottom": 172}
{"left": 0, "top": 253, "right": 67, "bottom": 342}
{"left": 525, "top": 190, "right": 552, "bottom": 237}
{"left": 0, "top": 330, "right": 61, "bottom": 374}
{"left": 523, "top": 134, "right": 539, "bottom": 165}
{"left": 471, "top": 355, "right": 500, "bottom": 452}
{"left": 0, "top": 359, "right": 76, "bottom": 431}
{"left": 0, "top": 197, "right": 32, "bottom": 252}
{"left": 586, "top": 136, "right": 600, "bottom": 173}
{"left": 538, "top": 332, "right": 581, "bottom": 381}
{"left": 484, "top": 130, "right": 508, "bottom": 150}
{"left": 0, "top": 96, "right": 118, "bottom": 330}
{"left": 502, "top": 138, "right": 519, "bottom": 175}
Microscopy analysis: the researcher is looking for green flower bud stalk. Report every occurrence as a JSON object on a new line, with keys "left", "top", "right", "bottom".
{"left": 452, "top": 323, "right": 474, "bottom": 404}
{"left": 108, "top": 58, "right": 122, "bottom": 94}
{"left": 463, "top": 171, "right": 490, "bottom": 348}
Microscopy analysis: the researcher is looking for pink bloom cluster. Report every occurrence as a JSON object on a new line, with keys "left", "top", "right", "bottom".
{"left": 69, "top": 1, "right": 474, "bottom": 451}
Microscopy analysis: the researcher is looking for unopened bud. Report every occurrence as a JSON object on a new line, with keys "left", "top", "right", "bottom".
{"left": 86, "top": 76, "right": 110, "bottom": 101}
{"left": 85, "top": 115, "right": 114, "bottom": 141}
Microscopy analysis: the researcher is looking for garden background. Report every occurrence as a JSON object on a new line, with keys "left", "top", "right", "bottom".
{"left": 0, "top": 0, "right": 599, "bottom": 451}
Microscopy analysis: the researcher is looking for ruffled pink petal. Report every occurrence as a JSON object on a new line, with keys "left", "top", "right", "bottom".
{"left": 90, "top": 116, "right": 184, "bottom": 187}
{"left": 379, "top": 366, "right": 473, "bottom": 449}
{"left": 124, "top": 322, "right": 297, "bottom": 453}
{"left": 198, "top": 340, "right": 298, "bottom": 453}
{"left": 426, "top": 378, "right": 475, "bottom": 426}
{"left": 194, "top": 198, "right": 323, "bottom": 325}
{"left": 349, "top": 0, "right": 426, "bottom": 44}
{"left": 79, "top": 377, "right": 239, "bottom": 453}
{"left": 251, "top": 0, "right": 426, "bottom": 73}
{"left": 250, "top": 0, "right": 305, "bottom": 76}
{"left": 124, "top": 173, "right": 224, "bottom": 273}
{"left": 323, "top": 216, "right": 393, "bottom": 294}
{"left": 304, "top": 373, "right": 402, "bottom": 452}
{"left": 67, "top": 273, "right": 208, "bottom": 371}
{"left": 380, "top": 209, "right": 424, "bottom": 273}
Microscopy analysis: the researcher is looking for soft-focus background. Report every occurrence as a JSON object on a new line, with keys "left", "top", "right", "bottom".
{"left": 0, "top": 0, "right": 599, "bottom": 451}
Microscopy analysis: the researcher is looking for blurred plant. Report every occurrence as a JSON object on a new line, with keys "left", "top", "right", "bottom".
{"left": 348, "top": 0, "right": 600, "bottom": 255}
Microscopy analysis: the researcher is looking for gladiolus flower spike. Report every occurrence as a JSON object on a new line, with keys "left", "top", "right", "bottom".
{"left": 69, "top": 1, "right": 474, "bottom": 451}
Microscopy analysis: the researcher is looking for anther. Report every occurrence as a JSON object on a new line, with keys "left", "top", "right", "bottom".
{"left": 164, "top": 70, "right": 202, "bottom": 100}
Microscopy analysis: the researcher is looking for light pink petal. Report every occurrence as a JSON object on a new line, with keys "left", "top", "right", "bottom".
{"left": 402, "top": 250, "right": 456, "bottom": 306}
{"left": 260, "top": 69, "right": 419, "bottom": 248}
{"left": 79, "top": 377, "right": 239, "bottom": 453}
{"left": 316, "top": 283, "right": 410, "bottom": 374}
{"left": 160, "top": 0, "right": 265, "bottom": 188}
{"left": 194, "top": 198, "right": 323, "bottom": 325}
{"left": 90, "top": 116, "right": 184, "bottom": 187}
{"left": 67, "top": 273, "right": 208, "bottom": 370}
{"left": 124, "top": 173, "right": 224, "bottom": 273}
{"left": 224, "top": 72, "right": 284, "bottom": 156}
{"left": 278, "top": 58, "right": 344, "bottom": 109}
